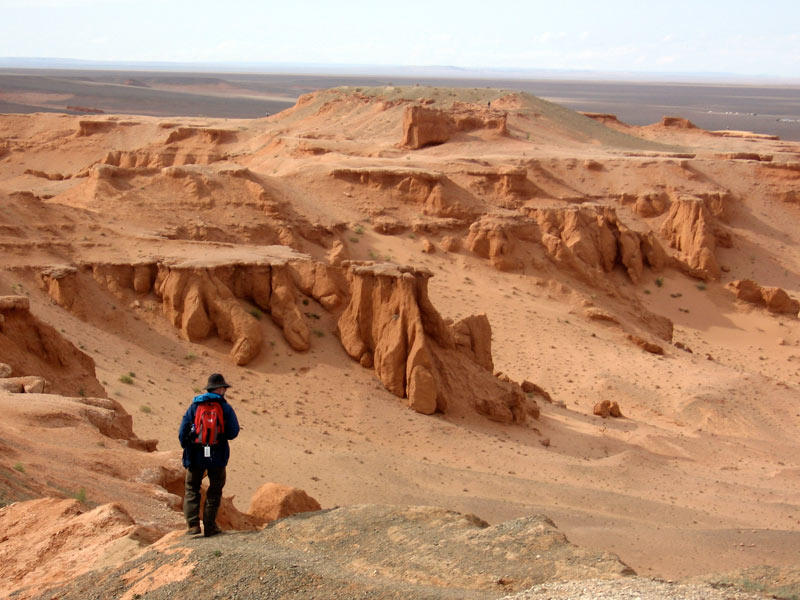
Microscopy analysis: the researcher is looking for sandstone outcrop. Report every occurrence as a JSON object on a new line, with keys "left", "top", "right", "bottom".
{"left": 660, "top": 197, "right": 731, "bottom": 280}
{"left": 75, "top": 119, "right": 116, "bottom": 136}
{"left": 38, "top": 254, "right": 346, "bottom": 366}
{"left": 337, "top": 263, "right": 535, "bottom": 422}
{"left": 34, "top": 254, "right": 535, "bottom": 422}
{"left": 450, "top": 314, "right": 493, "bottom": 372}
{"left": 102, "top": 148, "right": 221, "bottom": 168}
{"left": 38, "top": 266, "right": 85, "bottom": 315}
{"left": 728, "top": 279, "right": 800, "bottom": 315}
{"left": 467, "top": 205, "right": 669, "bottom": 284}
{"left": 0, "top": 295, "right": 104, "bottom": 397}
{"left": 627, "top": 334, "right": 665, "bottom": 355}
{"left": 661, "top": 117, "right": 698, "bottom": 129}
{"left": 331, "top": 166, "right": 448, "bottom": 214}
{"left": 466, "top": 166, "right": 536, "bottom": 206}
{"left": 401, "top": 104, "right": 508, "bottom": 149}
{"left": 248, "top": 482, "right": 322, "bottom": 523}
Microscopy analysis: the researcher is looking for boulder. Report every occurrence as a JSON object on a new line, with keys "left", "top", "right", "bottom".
{"left": 729, "top": 279, "right": 800, "bottom": 315}
{"left": 0, "top": 362, "right": 11, "bottom": 378}
{"left": 627, "top": 334, "right": 664, "bottom": 355}
{"left": 521, "top": 380, "right": 553, "bottom": 403}
{"left": 248, "top": 482, "right": 321, "bottom": 523}
{"left": 0, "top": 379, "right": 23, "bottom": 393}
{"left": 593, "top": 400, "right": 611, "bottom": 418}
{"left": 594, "top": 400, "right": 623, "bottom": 418}
{"left": 21, "top": 376, "right": 47, "bottom": 393}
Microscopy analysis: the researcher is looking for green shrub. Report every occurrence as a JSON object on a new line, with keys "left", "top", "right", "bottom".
{"left": 13, "top": 463, "right": 25, "bottom": 473}
{"left": 74, "top": 487, "right": 87, "bottom": 503}
{"left": 119, "top": 375, "right": 134, "bottom": 385}
{"left": 654, "top": 277, "right": 664, "bottom": 287}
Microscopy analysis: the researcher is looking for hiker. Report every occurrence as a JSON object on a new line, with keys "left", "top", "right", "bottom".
{"left": 178, "top": 373, "right": 240, "bottom": 537}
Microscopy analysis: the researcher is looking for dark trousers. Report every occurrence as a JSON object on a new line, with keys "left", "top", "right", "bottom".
{"left": 184, "top": 465, "right": 226, "bottom": 529}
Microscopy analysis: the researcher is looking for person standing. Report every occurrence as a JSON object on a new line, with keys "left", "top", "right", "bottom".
{"left": 178, "top": 373, "right": 240, "bottom": 537}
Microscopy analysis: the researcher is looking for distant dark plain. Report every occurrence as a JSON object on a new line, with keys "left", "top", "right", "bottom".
{"left": 1, "top": 68, "right": 798, "bottom": 140}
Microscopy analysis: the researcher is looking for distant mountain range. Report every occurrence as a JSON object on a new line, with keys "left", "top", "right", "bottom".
{"left": 1, "top": 56, "right": 797, "bottom": 84}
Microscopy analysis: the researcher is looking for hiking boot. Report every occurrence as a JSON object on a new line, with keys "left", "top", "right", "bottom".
{"left": 204, "top": 525, "right": 223, "bottom": 538}
{"left": 186, "top": 525, "right": 202, "bottom": 536}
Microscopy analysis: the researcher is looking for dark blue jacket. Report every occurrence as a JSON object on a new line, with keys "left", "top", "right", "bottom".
{"left": 178, "top": 392, "right": 240, "bottom": 468}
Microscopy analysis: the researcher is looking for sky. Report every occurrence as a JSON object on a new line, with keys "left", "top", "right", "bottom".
{"left": 2, "top": 0, "right": 800, "bottom": 78}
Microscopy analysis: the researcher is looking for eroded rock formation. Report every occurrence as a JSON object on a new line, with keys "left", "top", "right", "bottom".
{"left": 401, "top": 104, "right": 508, "bottom": 149}
{"left": 337, "top": 263, "right": 534, "bottom": 422}
{"left": 34, "top": 253, "right": 530, "bottom": 422}
{"left": 660, "top": 197, "right": 732, "bottom": 280}
{"left": 38, "top": 254, "right": 346, "bottom": 366}
{"left": 466, "top": 204, "right": 669, "bottom": 283}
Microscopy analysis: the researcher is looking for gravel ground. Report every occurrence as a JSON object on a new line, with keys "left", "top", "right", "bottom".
{"left": 498, "top": 577, "right": 775, "bottom": 600}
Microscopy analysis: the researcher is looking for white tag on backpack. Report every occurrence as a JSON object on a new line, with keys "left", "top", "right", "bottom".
{"left": 204, "top": 446, "right": 211, "bottom": 458}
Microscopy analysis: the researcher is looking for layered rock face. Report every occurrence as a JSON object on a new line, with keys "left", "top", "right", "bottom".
{"left": 660, "top": 197, "right": 731, "bottom": 280}
{"left": 39, "top": 255, "right": 346, "bottom": 366}
{"left": 36, "top": 253, "right": 529, "bottom": 422}
{"left": 0, "top": 295, "right": 105, "bottom": 397}
{"left": 466, "top": 204, "right": 668, "bottom": 283}
{"left": 337, "top": 263, "right": 534, "bottom": 422}
{"left": 331, "top": 167, "right": 443, "bottom": 210}
{"left": 401, "top": 104, "right": 508, "bottom": 149}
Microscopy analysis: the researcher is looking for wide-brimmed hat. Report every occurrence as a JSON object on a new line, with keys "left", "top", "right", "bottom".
{"left": 204, "top": 373, "right": 232, "bottom": 391}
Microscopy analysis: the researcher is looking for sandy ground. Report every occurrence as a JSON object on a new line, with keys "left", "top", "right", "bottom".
{"left": 1, "top": 84, "right": 799, "bottom": 582}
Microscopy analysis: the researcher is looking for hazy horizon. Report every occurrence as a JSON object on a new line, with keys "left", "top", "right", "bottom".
{"left": 2, "top": 57, "right": 799, "bottom": 87}
{"left": 3, "top": 0, "right": 799, "bottom": 79}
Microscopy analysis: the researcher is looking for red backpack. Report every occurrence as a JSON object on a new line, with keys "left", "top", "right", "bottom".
{"left": 194, "top": 402, "right": 225, "bottom": 445}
